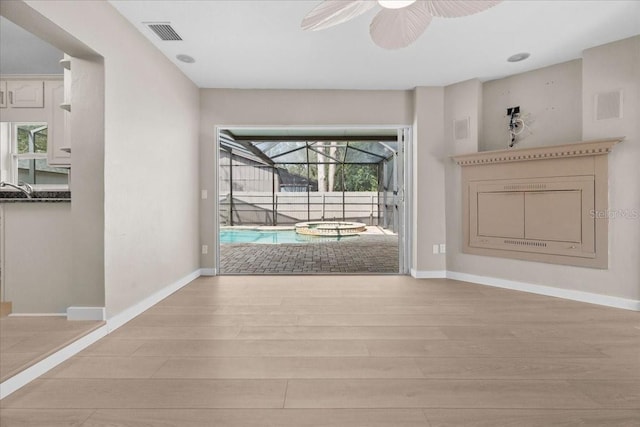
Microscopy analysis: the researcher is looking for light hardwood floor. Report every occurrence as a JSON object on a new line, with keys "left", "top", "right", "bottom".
{"left": 0, "top": 316, "right": 104, "bottom": 382}
{"left": 1, "top": 275, "right": 639, "bottom": 426}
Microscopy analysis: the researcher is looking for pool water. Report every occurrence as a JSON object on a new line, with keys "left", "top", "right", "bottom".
{"left": 220, "top": 229, "right": 352, "bottom": 244}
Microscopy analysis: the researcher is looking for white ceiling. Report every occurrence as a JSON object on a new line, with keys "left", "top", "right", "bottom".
{"left": 0, "top": 16, "right": 63, "bottom": 75}
{"left": 103, "top": 2, "right": 640, "bottom": 89}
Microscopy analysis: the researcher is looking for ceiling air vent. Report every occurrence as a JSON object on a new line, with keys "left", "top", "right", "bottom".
{"left": 145, "top": 22, "right": 182, "bottom": 41}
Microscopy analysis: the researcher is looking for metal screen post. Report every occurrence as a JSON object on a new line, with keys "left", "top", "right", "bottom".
{"left": 229, "top": 152, "right": 234, "bottom": 226}
{"left": 377, "top": 162, "right": 382, "bottom": 225}
{"left": 370, "top": 194, "right": 374, "bottom": 226}
{"left": 307, "top": 163, "right": 311, "bottom": 221}
{"left": 342, "top": 166, "right": 346, "bottom": 220}
{"left": 272, "top": 166, "right": 276, "bottom": 226}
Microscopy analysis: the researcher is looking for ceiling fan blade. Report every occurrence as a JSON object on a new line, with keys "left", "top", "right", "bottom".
{"left": 369, "top": 1, "right": 432, "bottom": 49}
{"left": 426, "top": 0, "right": 502, "bottom": 18}
{"left": 301, "top": 0, "right": 377, "bottom": 31}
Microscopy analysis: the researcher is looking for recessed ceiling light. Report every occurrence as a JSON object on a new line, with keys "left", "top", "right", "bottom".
{"left": 176, "top": 54, "right": 195, "bottom": 63}
{"left": 507, "top": 52, "right": 530, "bottom": 63}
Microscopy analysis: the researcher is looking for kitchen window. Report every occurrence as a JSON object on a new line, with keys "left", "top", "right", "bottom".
{"left": 0, "top": 122, "right": 69, "bottom": 187}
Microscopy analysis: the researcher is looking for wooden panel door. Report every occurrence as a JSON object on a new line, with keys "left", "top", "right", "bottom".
{"left": 525, "top": 191, "right": 582, "bottom": 243}
{"left": 477, "top": 192, "right": 525, "bottom": 239}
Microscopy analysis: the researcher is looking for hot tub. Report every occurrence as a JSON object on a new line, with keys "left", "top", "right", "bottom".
{"left": 294, "top": 221, "right": 367, "bottom": 237}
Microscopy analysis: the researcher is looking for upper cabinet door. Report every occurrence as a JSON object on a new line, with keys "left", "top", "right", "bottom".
{"left": 47, "top": 82, "right": 71, "bottom": 167}
{"left": 0, "top": 81, "right": 6, "bottom": 108}
{"left": 7, "top": 80, "right": 44, "bottom": 108}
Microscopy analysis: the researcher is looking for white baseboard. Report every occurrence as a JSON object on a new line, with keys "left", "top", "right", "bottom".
{"left": 8, "top": 313, "right": 66, "bottom": 317}
{"left": 67, "top": 306, "right": 106, "bottom": 321}
{"left": 0, "top": 269, "right": 203, "bottom": 399}
{"left": 107, "top": 269, "right": 201, "bottom": 332}
{"left": 0, "top": 324, "right": 108, "bottom": 399}
{"left": 200, "top": 268, "right": 217, "bottom": 276}
{"left": 411, "top": 269, "right": 447, "bottom": 279}
{"left": 447, "top": 271, "right": 640, "bottom": 312}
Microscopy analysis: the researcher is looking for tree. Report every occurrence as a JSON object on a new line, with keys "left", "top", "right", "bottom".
{"left": 334, "top": 164, "right": 378, "bottom": 191}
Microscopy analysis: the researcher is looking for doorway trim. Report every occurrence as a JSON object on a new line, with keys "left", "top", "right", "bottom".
{"left": 214, "top": 124, "right": 413, "bottom": 275}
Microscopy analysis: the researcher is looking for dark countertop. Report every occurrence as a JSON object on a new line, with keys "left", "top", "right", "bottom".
{"left": 0, "top": 190, "right": 71, "bottom": 203}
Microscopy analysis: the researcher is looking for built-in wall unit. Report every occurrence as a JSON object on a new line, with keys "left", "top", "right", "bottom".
{"left": 454, "top": 137, "right": 621, "bottom": 268}
{"left": 445, "top": 36, "right": 639, "bottom": 311}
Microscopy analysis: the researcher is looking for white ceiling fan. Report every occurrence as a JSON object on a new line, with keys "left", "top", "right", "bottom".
{"left": 301, "top": 0, "right": 502, "bottom": 50}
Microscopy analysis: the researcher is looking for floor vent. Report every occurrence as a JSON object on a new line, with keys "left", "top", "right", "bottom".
{"left": 145, "top": 23, "right": 182, "bottom": 41}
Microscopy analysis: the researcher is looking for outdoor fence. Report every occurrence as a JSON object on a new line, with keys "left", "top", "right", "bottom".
{"left": 220, "top": 191, "right": 391, "bottom": 226}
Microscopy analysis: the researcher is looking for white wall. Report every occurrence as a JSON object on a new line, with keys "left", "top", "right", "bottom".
{"left": 199, "top": 88, "right": 413, "bottom": 269}
{"left": 6, "top": 1, "right": 201, "bottom": 317}
{"left": 446, "top": 36, "right": 640, "bottom": 302}
{"left": 481, "top": 60, "right": 582, "bottom": 151}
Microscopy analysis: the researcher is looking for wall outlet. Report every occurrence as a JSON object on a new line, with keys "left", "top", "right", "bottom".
{"left": 201, "top": 245, "right": 208, "bottom": 255}
{"left": 201, "top": 189, "right": 208, "bottom": 199}
{"left": 433, "top": 244, "right": 439, "bottom": 254}
{"left": 439, "top": 244, "right": 446, "bottom": 254}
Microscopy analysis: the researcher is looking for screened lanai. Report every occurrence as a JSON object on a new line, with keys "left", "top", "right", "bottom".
{"left": 218, "top": 129, "right": 404, "bottom": 274}
{"left": 219, "top": 131, "right": 401, "bottom": 230}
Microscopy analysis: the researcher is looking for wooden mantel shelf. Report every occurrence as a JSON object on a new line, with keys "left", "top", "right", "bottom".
{"left": 452, "top": 137, "right": 624, "bottom": 166}
{"left": 454, "top": 136, "right": 624, "bottom": 269}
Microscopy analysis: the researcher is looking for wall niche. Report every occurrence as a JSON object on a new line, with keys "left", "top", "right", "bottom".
{"left": 453, "top": 138, "right": 622, "bottom": 268}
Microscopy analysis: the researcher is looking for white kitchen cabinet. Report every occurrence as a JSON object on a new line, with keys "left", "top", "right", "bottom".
{"left": 6, "top": 80, "right": 44, "bottom": 108}
{"left": 47, "top": 82, "right": 71, "bottom": 166}
{"left": 0, "top": 81, "right": 6, "bottom": 108}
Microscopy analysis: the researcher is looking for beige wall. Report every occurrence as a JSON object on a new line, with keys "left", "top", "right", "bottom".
{"left": 582, "top": 36, "right": 640, "bottom": 299}
{"left": 2, "top": 203, "right": 72, "bottom": 313}
{"left": 446, "top": 36, "right": 640, "bottom": 301}
{"left": 481, "top": 60, "right": 583, "bottom": 151}
{"left": 3, "top": 2, "right": 636, "bottom": 315}
{"left": 2, "top": 0, "right": 106, "bottom": 313}
{"left": 412, "top": 87, "right": 447, "bottom": 273}
{"left": 5, "top": 1, "right": 201, "bottom": 316}
{"left": 443, "top": 80, "right": 482, "bottom": 275}
{"left": 445, "top": 79, "right": 481, "bottom": 156}
{"left": 199, "top": 88, "right": 413, "bottom": 269}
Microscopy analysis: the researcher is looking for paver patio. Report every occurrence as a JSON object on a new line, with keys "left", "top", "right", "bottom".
{"left": 220, "top": 234, "right": 399, "bottom": 274}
